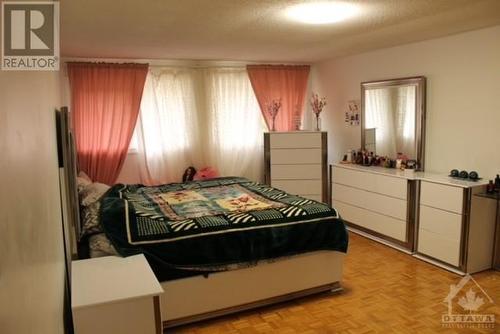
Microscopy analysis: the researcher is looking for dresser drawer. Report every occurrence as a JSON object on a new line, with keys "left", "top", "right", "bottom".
{"left": 332, "top": 183, "right": 406, "bottom": 220}
{"left": 333, "top": 200, "right": 406, "bottom": 241}
{"left": 419, "top": 205, "right": 462, "bottom": 240}
{"left": 420, "top": 181, "right": 463, "bottom": 214}
{"left": 332, "top": 167, "right": 407, "bottom": 200}
{"left": 417, "top": 229, "right": 460, "bottom": 266}
{"left": 272, "top": 180, "right": 321, "bottom": 195}
{"left": 271, "top": 149, "right": 321, "bottom": 165}
{"left": 271, "top": 164, "right": 321, "bottom": 180}
{"left": 270, "top": 133, "right": 322, "bottom": 149}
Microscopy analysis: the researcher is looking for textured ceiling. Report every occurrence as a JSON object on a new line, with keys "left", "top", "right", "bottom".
{"left": 61, "top": 0, "right": 500, "bottom": 62}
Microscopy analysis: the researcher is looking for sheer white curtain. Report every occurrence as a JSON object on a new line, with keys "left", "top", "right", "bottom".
{"left": 135, "top": 68, "right": 203, "bottom": 184}
{"left": 133, "top": 67, "right": 265, "bottom": 184}
{"left": 395, "top": 85, "right": 416, "bottom": 156}
{"left": 203, "top": 68, "right": 265, "bottom": 182}
{"left": 365, "top": 88, "right": 395, "bottom": 157}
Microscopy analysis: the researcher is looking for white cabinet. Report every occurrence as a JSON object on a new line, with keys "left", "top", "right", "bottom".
{"left": 72, "top": 254, "right": 164, "bottom": 334}
{"left": 330, "top": 163, "right": 497, "bottom": 274}
{"left": 265, "top": 131, "right": 327, "bottom": 203}
{"left": 416, "top": 179, "right": 496, "bottom": 273}
{"left": 331, "top": 164, "right": 413, "bottom": 249}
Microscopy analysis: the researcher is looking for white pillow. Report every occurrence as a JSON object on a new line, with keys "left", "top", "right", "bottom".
{"left": 77, "top": 171, "right": 92, "bottom": 193}
{"left": 80, "top": 182, "right": 110, "bottom": 207}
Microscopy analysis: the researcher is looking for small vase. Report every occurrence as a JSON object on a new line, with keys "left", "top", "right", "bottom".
{"left": 315, "top": 115, "right": 321, "bottom": 131}
{"left": 271, "top": 116, "right": 276, "bottom": 131}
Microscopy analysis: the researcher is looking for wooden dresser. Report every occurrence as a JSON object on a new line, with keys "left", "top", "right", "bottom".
{"left": 331, "top": 163, "right": 415, "bottom": 251}
{"left": 331, "top": 163, "right": 497, "bottom": 274}
{"left": 415, "top": 175, "right": 496, "bottom": 273}
{"left": 264, "top": 131, "right": 328, "bottom": 203}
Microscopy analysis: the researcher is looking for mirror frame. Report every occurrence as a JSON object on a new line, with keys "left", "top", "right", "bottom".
{"left": 361, "top": 76, "right": 426, "bottom": 171}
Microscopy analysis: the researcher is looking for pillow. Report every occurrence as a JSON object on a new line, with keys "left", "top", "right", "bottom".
{"left": 88, "top": 233, "right": 119, "bottom": 258}
{"left": 81, "top": 200, "right": 102, "bottom": 237}
{"left": 77, "top": 171, "right": 92, "bottom": 193}
{"left": 80, "top": 182, "right": 110, "bottom": 207}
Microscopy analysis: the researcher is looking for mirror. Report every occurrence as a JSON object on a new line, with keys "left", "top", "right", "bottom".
{"left": 361, "top": 76, "right": 426, "bottom": 170}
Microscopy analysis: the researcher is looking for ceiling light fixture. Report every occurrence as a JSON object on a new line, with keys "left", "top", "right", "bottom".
{"left": 285, "top": 2, "right": 359, "bottom": 25}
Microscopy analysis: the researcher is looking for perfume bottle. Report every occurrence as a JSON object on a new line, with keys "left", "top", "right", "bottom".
{"left": 356, "top": 150, "right": 363, "bottom": 164}
{"left": 487, "top": 180, "right": 495, "bottom": 194}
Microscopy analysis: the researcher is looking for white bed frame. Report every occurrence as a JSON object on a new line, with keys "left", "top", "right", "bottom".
{"left": 162, "top": 251, "right": 344, "bottom": 328}
{"left": 57, "top": 108, "right": 345, "bottom": 329}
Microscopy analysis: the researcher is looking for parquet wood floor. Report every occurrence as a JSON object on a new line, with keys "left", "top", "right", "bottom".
{"left": 172, "top": 233, "right": 500, "bottom": 333}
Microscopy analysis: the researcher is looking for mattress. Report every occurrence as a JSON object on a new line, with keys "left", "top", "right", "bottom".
{"left": 99, "top": 177, "right": 348, "bottom": 281}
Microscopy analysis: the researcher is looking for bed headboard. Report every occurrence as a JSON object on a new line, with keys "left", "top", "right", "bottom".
{"left": 56, "top": 107, "right": 81, "bottom": 268}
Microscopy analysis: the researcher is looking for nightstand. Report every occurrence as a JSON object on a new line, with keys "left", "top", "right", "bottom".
{"left": 71, "top": 254, "right": 164, "bottom": 334}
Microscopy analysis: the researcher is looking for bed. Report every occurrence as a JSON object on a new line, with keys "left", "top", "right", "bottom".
{"left": 57, "top": 108, "right": 348, "bottom": 329}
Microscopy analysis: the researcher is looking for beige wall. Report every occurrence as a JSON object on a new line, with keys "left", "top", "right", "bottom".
{"left": 312, "top": 25, "right": 500, "bottom": 178}
{"left": 0, "top": 71, "right": 65, "bottom": 334}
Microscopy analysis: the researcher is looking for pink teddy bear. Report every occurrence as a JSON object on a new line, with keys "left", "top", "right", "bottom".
{"left": 193, "top": 167, "right": 219, "bottom": 180}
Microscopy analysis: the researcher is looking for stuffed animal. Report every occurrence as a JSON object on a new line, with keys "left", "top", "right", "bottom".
{"left": 193, "top": 167, "right": 219, "bottom": 180}
{"left": 182, "top": 166, "right": 197, "bottom": 182}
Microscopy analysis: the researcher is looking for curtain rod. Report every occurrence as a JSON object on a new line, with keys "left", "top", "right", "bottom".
{"left": 61, "top": 57, "right": 310, "bottom": 69}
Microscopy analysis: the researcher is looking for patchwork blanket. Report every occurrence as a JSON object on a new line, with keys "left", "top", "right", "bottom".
{"left": 100, "top": 177, "right": 348, "bottom": 280}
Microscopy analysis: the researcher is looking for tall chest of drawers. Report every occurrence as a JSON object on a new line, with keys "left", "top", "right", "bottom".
{"left": 264, "top": 131, "right": 328, "bottom": 203}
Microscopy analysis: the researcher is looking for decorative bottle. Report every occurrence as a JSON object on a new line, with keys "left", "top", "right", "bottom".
{"left": 487, "top": 180, "right": 495, "bottom": 194}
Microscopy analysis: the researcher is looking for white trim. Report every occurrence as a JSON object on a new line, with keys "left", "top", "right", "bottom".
{"left": 347, "top": 227, "right": 412, "bottom": 254}
{"left": 412, "top": 254, "right": 465, "bottom": 276}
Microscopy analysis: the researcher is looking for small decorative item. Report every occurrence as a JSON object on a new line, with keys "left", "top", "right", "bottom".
{"left": 487, "top": 180, "right": 495, "bottom": 194}
{"left": 449, "top": 169, "right": 482, "bottom": 181}
{"left": 346, "top": 100, "right": 361, "bottom": 126}
{"left": 182, "top": 166, "right": 197, "bottom": 182}
{"left": 193, "top": 167, "right": 219, "bottom": 180}
{"left": 266, "top": 99, "right": 282, "bottom": 131}
{"left": 495, "top": 174, "right": 500, "bottom": 191}
{"left": 406, "top": 160, "right": 417, "bottom": 169}
{"left": 310, "top": 93, "right": 327, "bottom": 131}
{"left": 469, "top": 171, "right": 479, "bottom": 181}
{"left": 459, "top": 170, "right": 469, "bottom": 179}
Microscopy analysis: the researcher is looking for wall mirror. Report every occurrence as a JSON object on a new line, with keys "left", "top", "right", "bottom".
{"left": 361, "top": 76, "right": 426, "bottom": 170}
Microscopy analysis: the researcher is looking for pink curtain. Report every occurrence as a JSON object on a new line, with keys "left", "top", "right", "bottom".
{"left": 67, "top": 62, "right": 148, "bottom": 185}
{"left": 247, "top": 65, "right": 310, "bottom": 131}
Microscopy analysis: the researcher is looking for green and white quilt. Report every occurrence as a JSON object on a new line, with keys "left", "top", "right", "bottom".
{"left": 100, "top": 177, "right": 348, "bottom": 280}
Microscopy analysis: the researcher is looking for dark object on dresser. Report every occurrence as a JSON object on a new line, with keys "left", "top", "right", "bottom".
{"left": 469, "top": 171, "right": 479, "bottom": 181}
{"left": 459, "top": 170, "right": 469, "bottom": 179}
